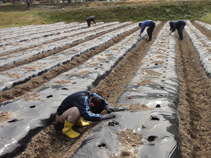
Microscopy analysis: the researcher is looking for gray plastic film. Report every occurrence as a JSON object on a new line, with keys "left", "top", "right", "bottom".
{"left": 185, "top": 20, "right": 211, "bottom": 78}
{"left": 73, "top": 22, "right": 182, "bottom": 158}
{"left": 0, "top": 22, "right": 159, "bottom": 157}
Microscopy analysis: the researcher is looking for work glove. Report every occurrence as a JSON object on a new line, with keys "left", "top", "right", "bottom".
{"left": 107, "top": 107, "right": 119, "bottom": 113}
{"left": 107, "top": 107, "right": 128, "bottom": 113}
{"left": 104, "top": 113, "right": 116, "bottom": 119}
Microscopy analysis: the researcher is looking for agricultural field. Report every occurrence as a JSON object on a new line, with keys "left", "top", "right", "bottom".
{"left": 0, "top": 18, "right": 211, "bottom": 158}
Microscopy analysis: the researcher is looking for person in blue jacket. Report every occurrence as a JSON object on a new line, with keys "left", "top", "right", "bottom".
{"left": 86, "top": 16, "right": 96, "bottom": 27}
{"left": 139, "top": 20, "right": 155, "bottom": 41}
{"left": 169, "top": 20, "right": 186, "bottom": 40}
{"left": 55, "top": 91, "right": 117, "bottom": 138}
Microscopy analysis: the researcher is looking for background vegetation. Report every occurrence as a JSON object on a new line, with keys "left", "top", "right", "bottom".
{"left": 0, "top": 0, "right": 211, "bottom": 28}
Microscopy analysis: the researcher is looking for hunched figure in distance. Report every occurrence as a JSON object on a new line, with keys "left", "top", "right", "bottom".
{"left": 139, "top": 20, "right": 155, "bottom": 41}
{"left": 86, "top": 16, "right": 96, "bottom": 27}
{"left": 169, "top": 20, "right": 186, "bottom": 40}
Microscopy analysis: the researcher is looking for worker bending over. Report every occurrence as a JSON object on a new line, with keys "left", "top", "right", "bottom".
{"left": 55, "top": 91, "right": 117, "bottom": 138}
{"left": 139, "top": 20, "right": 155, "bottom": 41}
{"left": 86, "top": 16, "right": 96, "bottom": 27}
{"left": 169, "top": 20, "right": 186, "bottom": 40}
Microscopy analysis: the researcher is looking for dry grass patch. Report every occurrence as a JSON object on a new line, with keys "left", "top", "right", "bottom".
{"left": 0, "top": 11, "right": 47, "bottom": 28}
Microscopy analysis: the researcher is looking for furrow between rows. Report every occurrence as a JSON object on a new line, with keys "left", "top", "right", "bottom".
{"left": 185, "top": 20, "right": 211, "bottom": 78}
{"left": 72, "top": 22, "right": 181, "bottom": 158}
{"left": 0, "top": 22, "right": 135, "bottom": 93}
{"left": 0, "top": 22, "right": 160, "bottom": 158}
{"left": 0, "top": 22, "right": 118, "bottom": 55}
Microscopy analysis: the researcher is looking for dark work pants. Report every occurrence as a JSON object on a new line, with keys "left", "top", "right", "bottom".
{"left": 147, "top": 21, "right": 155, "bottom": 40}
{"left": 86, "top": 20, "right": 91, "bottom": 27}
{"left": 178, "top": 22, "right": 186, "bottom": 38}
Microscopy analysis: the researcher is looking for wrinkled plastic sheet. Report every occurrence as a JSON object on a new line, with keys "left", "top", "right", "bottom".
{"left": 0, "top": 22, "right": 106, "bottom": 55}
{"left": 195, "top": 20, "right": 211, "bottom": 31}
{"left": 0, "top": 22, "right": 82, "bottom": 46}
{"left": 73, "top": 22, "right": 182, "bottom": 158}
{"left": 0, "top": 21, "right": 160, "bottom": 158}
{"left": 0, "top": 22, "right": 133, "bottom": 93}
{"left": 0, "top": 22, "right": 66, "bottom": 37}
{"left": 185, "top": 20, "right": 211, "bottom": 78}
{"left": 0, "top": 22, "right": 120, "bottom": 68}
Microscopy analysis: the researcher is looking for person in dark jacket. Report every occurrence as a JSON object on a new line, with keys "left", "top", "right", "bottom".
{"left": 139, "top": 20, "right": 155, "bottom": 41}
{"left": 86, "top": 16, "right": 96, "bottom": 27}
{"left": 55, "top": 91, "right": 117, "bottom": 138}
{"left": 169, "top": 20, "right": 186, "bottom": 40}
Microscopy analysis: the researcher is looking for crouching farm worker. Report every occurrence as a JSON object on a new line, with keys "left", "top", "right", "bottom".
{"left": 139, "top": 20, "right": 155, "bottom": 41}
{"left": 86, "top": 16, "right": 96, "bottom": 27}
{"left": 55, "top": 91, "right": 117, "bottom": 138}
{"left": 169, "top": 20, "right": 186, "bottom": 40}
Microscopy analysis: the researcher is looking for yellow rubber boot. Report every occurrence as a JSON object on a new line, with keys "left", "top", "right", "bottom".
{"left": 62, "top": 120, "right": 80, "bottom": 138}
{"left": 75, "top": 117, "right": 90, "bottom": 127}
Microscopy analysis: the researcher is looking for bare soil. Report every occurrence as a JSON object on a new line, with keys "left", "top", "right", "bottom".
{"left": 110, "top": 129, "right": 143, "bottom": 158}
{"left": 176, "top": 24, "right": 211, "bottom": 158}
{"left": 13, "top": 23, "right": 164, "bottom": 158}
{"left": 0, "top": 23, "right": 136, "bottom": 103}
{"left": 0, "top": 21, "right": 211, "bottom": 157}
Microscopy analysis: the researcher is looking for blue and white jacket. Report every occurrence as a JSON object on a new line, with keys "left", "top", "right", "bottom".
{"left": 56, "top": 91, "right": 109, "bottom": 121}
